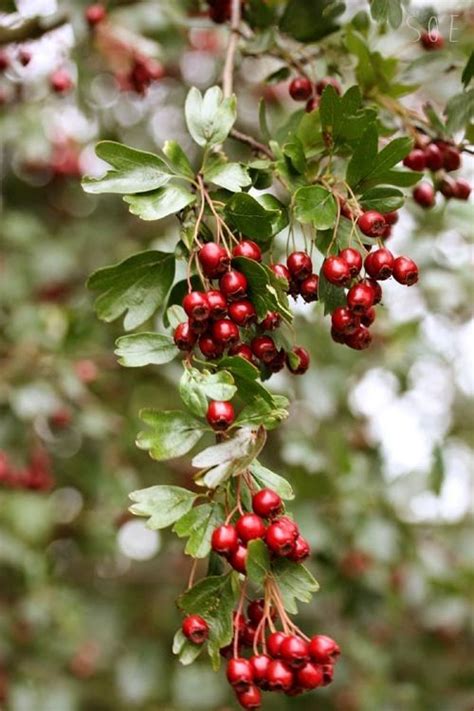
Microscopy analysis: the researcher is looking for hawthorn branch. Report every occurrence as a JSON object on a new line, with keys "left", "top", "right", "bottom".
{"left": 230, "top": 128, "right": 273, "bottom": 159}
{"left": 0, "top": 13, "right": 69, "bottom": 46}
{"left": 222, "top": 0, "right": 241, "bottom": 98}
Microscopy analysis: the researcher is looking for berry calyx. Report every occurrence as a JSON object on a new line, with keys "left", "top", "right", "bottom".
{"left": 347, "top": 283, "right": 375, "bottom": 314}
{"left": 265, "top": 521, "right": 296, "bottom": 556}
{"left": 227, "top": 657, "right": 254, "bottom": 692}
{"left": 211, "top": 524, "right": 239, "bottom": 557}
{"left": 251, "top": 336, "right": 277, "bottom": 364}
{"left": 357, "top": 210, "right": 386, "bottom": 238}
{"left": 229, "top": 300, "right": 257, "bottom": 327}
{"left": 220, "top": 270, "right": 248, "bottom": 301}
{"left": 252, "top": 488, "right": 282, "bottom": 519}
{"left": 266, "top": 660, "right": 294, "bottom": 691}
{"left": 236, "top": 514, "right": 266, "bottom": 543}
{"left": 393, "top": 256, "right": 419, "bottom": 286}
{"left": 308, "top": 635, "right": 341, "bottom": 664}
{"left": 174, "top": 321, "right": 197, "bottom": 351}
{"left": 287, "top": 251, "right": 313, "bottom": 281}
{"left": 286, "top": 346, "right": 310, "bottom": 375}
{"left": 364, "top": 248, "right": 394, "bottom": 280}
{"left": 322, "top": 256, "right": 351, "bottom": 287}
{"left": 182, "top": 291, "right": 210, "bottom": 321}
{"left": 233, "top": 240, "right": 262, "bottom": 262}
{"left": 182, "top": 615, "right": 209, "bottom": 645}
{"left": 198, "top": 243, "right": 230, "bottom": 278}
{"left": 211, "top": 318, "right": 239, "bottom": 345}
{"left": 339, "top": 247, "right": 362, "bottom": 277}
{"left": 206, "top": 400, "right": 235, "bottom": 430}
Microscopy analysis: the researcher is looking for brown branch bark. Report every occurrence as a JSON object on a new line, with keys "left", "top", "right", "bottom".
{"left": 0, "top": 14, "right": 69, "bottom": 46}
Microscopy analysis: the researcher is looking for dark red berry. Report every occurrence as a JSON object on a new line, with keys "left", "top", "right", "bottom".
{"left": 252, "top": 489, "right": 282, "bottom": 519}
{"left": 249, "top": 655, "right": 271, "bottom": 688}
{"left": 384, "top": 211, "right": 399, "bottom": 225}
{"left": 347, "top": 283, "right": 374, "bottom": 314}
{"left": 212, "top": 318, "right": 239, "bottom": 345}
{"left": 393, "top": 256, "right": 419, "bottom": 286}
{"left": 316, "top": 77, "right": 342, "bottom": 95}
{"left": 403, "top": 149, "right": 426, "bottom": 171}
{"left": 297, "top": 662, "right": 324, "bottom": 690}
{"left": 236, "top": 684, "right": 262, "bottom": 710}
{"left": 339, "top": 247, "right": 362, "bottom": 277}
{"left": 206, "top": 290, "right": 228, "bottom": 319}
{"left": 357, "top": 211, "right": 386, "bottom": 238}
{"left": 266, "top": 660, "right": 294, "bottom": 691}
{"left": 361, "top": 278, "right": 382, "bottom": 304}
{"left": 280, "top": 635, "right": 310, "bottom": 669}
{"left": 183, "top": 291, "right": 210, "bottom": 321}
{"left": 199, "top": 335, "right": 224, "bottom": 359}
{"left": 421, "top": 30, "right": 444, "bottom": 50}
{"left": 206, "top": 400, "right": 235, "bottom": 430}
{"left": 289, "top": 76, "right": 313, "bottom": 101}
{"left": 308, "top": 635, "right": 340, "bottom": 664}
{"left": 331, "top": 307, "right": 359, "bottom": 335}
{"left": 211, "top": 524, "right": 239, "bottom": 557}
{"left": 454, "top": 178, "right": 471, "bottom": 200}
{"left": 364, "top": 248, "right": 394, "bottom": 280}
{"left": 278, "top": 516, "right": 299, "bottom": 539}
{"left": 345, "top": 325, "right": 372, "bottom": 350}
{"left": 443, "top": 145, "right": 461, "bottom": 172}
{"left": 233, "top": 240, "right": 262, "bottom": 262}
{"left": 360, "top": 306, "right": 376, "bottom": 327}
{"left": 288, "top": 535, "right": 311, "bottom": 563}
{"left": 220, "top": 270, "right": 248, "bottom": 301}
{"left": 305, "top": 96, "right": 319, "bottom": 112}
{"left": 322, "top": 256, "right": 351, "bottom": 287}
{"left": 50, "top": 69, "right": 73, "bottom": 93}
{"left": 439, "top": 176, "right": 457, "bottom": 198}
{"left": 300, "top": 274, "right": 319, "bottom": 303}
{"left": 209, "top": 0, "right": 232, "bottom": 24}
{"left": 267, "top": 632, "right": 287, "bottom": 658}
{"left": 265, "top": 522, "right": 296, "bottom": 556}
{"left": 18, "top": 49, "right": 31, "bottom": 66}
{"left": 229, "top": 343, "right": 255, "bottom": 362}
{"left": 251, "top": 336, "right": 277, "bottom": 364}
{"left": 85, "top": 3, "right": 107, "bottom": 25}
{"left": 174, "top": 321, "right": 197, "bottom": 351}
{"left": 189, "top": 318, "right": 209, "bottom": 335}
{"left": 182, "top": 615, "right": 209, "bottom": 644}
{"left": 229, "top": 300, "right": 257, "bottom": 327}
{"left": 229, "top": 544, "right": 248, "bottom": 574}
{"left": 424, "top": 143, "right": 444, "bottom": 171}
{"left": 236, "top": 514, "right": 266, "bottom": 543}
{"left": 0, "top": 50, "right": 9, "bottom": 72}
{"left": 413, "top": 183, "right": 435, "bottom": 208}
{"left": 227, "top": 657, "right": 254, "bottom": 692}
{"left": 198, "top": 243, "right": 230, "bottom": 278}
{"left": 271, "top": 263, "right": 291, "bottom": 283}
{"left": 266, "top": 348, "right": 286, "bottom": 374}
{"left": 242, "top": 623, "right": 258, "bottom": 647}
{"left": 260, "top": 311, "right": 281, "bottom": 331}
{"left": 287, "top": 252, "right": 313, "bottom": 281}
{"left": 321, "top": 664, "right": 334, "bottom": 686}
{"left": 247, "top": 600, "right": 265, "bottom": 625}
{"left": 331, "top": 327, "right": 347, "bottom": 344}
{"left": 286, "top": 346, "right": 310, "bottom": 375}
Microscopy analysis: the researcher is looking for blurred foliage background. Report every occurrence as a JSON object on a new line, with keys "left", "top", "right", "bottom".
{"left": 0, "top": 1, "right": 473, "bottom": 710}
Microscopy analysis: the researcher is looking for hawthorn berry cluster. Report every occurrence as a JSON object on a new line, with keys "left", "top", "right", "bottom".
{"left": 288, "top": 75, "right": 341, "bottom": 113}
{"left": 0, "top": 448, "right": 54, "bottom": 492}
{"left": 174, "top": 240, "right": 310, "bottom": 376}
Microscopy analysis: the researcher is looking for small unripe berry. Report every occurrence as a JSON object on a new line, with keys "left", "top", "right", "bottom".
{"left": 289, "top": 76, "right": 313, "bottom": 101}
{"left": 229, "top": 544, "right": 248, "bottom": 574}
{"left": 266, "top": 660, "right": 294, "bottom": 692}
{"left": 347, "top": 283, "right": 375, "bottom": 314}
{"left": 182, "top": 615, "right": 209, "bottom": 644}
{"left": 199, "top": 335, "right": 224, "bottom": 360}
{"left": 339, "top": 247, "right": 362, "bottom": 277}
{"left": 280, "top": 635, "right": 310, "bottom": 669}
{"left": 174, "top": 321, "right": 197, "bottom": 351}
{"left": 297, "top": 662, "right": 324, "bottom": 690}
{"left": 212, "top": 318, "right": 239, "bottom": 345}
{"left": 403, "top": 149, "right": 426, "bottom": 172}
{"left": 206, "top": 290, "right": 228, "bottom": 319}
{"left": 212, "top": 524, "right": 239, "bottom": 557}
{"left": 308, "top": 635, "right": 341, "bottom": 664}
{"left": 413, "top": 183, "right": 435, "bottom": 208}
{"left": 227, "top": 657, "right": 254, "bottom": 692}
{"left": 322, "top": 256, "right": 351, "bottom": 287}
{"left": 198, "top": 243, "right": 230, "bottom": 278}
{"left": 183, "top": 291, "right": 210, "bottom": 321}
{"left": 299, "top": 274, "right": 319, "bottom": 303}
{"left": 364, "top": 248, "right": 394, "bottom": 280}
{"left": 286, "top": 346, "right": 310, "bottom": 375}
{"left": 265, "top": 522, "right": 296, "bottom": 556}
{"left": 251, "top": 336, "right": 277, "bottom": 363}
{"left": 267, "top": 631, "right": 287, "bottom": 658}
{"left": 393, "top": 256, "right": 419, "bottom": 285}
{"left": 233, "top": 240, "right": 262, "bottom": 262}
{"left": 236, "top": 514, "right": 266, "bottom": 543}
{"left": 357, "top": 211, "right": 386, "bottom": 238}
{"left": 424, "top": 143, "right": 444, "bottom": 171}
{"left": 229, "top": 300, "right": 257, "bottom": 327}
{"left": 287, "top": 251, "right": 313, "bottom": 281}
{"left": 252, "top": 489, "right": 282, "bottom": 519}
{"left": 260, "top": 311, "right": 281, "bottom": 331}
{"left": 345, "top": 325, "right": 372, "bottom": 350}
{"left": 206, "top": 400, "right": 235, "bottom": 430}
{"left": 220, "top": 270, "right": 248, "bottom": 301}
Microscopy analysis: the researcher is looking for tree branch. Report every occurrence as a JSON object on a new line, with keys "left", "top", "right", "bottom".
{"left": 0, "top": 13, "right": 69, "bottom": 47}
{"left": 222, "top": 0, "right": 241, "bottom": 98}
{"left": 230, "top": 128, "right": 274, "bottom": 160}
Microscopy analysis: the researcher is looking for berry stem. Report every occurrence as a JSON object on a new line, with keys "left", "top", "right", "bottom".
{"left": 222, "top": 0, "right": 241, "bottom": 99}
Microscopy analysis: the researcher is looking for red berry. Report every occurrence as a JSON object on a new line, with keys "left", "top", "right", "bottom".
{"left": 50, "top": 69, "right": 73, "bottom": 94}
{"left": 360, "top": 306, "right": 376, "bottom": 327}
{"left": 212, "top": 318, "right": 239, "bottom": 345}
{"left": 0, "top": 50, "right": 9, "bottom": 72}
{"left": 236, "top": 684, "right": 262, "bottom": 709}
{"left": 321, "top": 663, "right": 334, "bottom": 686}
{"left": 316, "top": 77, "right": 342, "bottom": 95}
{"left": 229, "top": 300, "right": 257, "bottom": 327}
{"left": 227, "top": 657, "right": 254, "bottom": 692}
{"left": 384, "top": 211, "right": 399, "bottom": 225}
{"left": 347, "top": 283, "right": 375, "bottom": 314}
{"left": 364, "top": 248, "right": 394, "bottom": 280}
{"left": 174, "top": 321, "right": 197, "bottom": 351}
{"left": 443, "top": 145, "right": 461, "bottom": 172}
{"left": 305, "top": 96, "right": 319, "bottom": 112}
{"left": 211, "top": 524, "right": 239, "bottom": 557}
{"left": 242, "top": 622, "right": 258, "bottom": 647}
{"left": 297, "top": 662, "right": 324, "bottom": 689}
{"left": 287, "top": 252, "right": 313, "bottom": 281}
{"left": 198, "top": 243, "right": 230, "bottom": 278}
{"left": 331, "top": 307, "right": 359, "bottom": 335}
{"left": 249, "top": 655, "right": 271, "bottom": 688}
{"left": 300, "top": 274, "right": 319, "bottom": 303}
{"left": 286, "top": 346, "right": 310, "bottom": 375}
{"left": 229, "top": 544, "right": 248, "bottom": 574}
{"left": 345, "top": 325, "right": 372, "bottom": 350}
{"left": 233, "top": 240, "right": 262, "bottom": 262}
{"left": 271, "top": 263, "right": 291, "bottom": 283}
{"left": 183, "top": 291, "right": 210, "bottom": 321}
{"left": 278, "top": 516, "right": 299, "bottom": 539}
{"left": 413, "top": 183, "right": 435, "bottom": 208}
{"left": 251, "top": 336, "right": 277, "bottom": 364}
{"left": 393, "top": 256, "right": 419, "bottom": 286}
{"left": 421, "top": 30, "right": 444, "bottom": 50}
{"left": 265, "top": 522, "right": 296, "bottom": 556}
{"left": 267, "top": 631, "right": 287, "bottom": 658}
{"left": 229, "top": 343, "right": 255, "bottom": 363}
{"left": 247, "top": 600, "right": 265, "bottom": 624}
{"left": 206, "top": 290, "right": 228, "bottom": 319}
{"left": 252, "top": 489, "right": 282, "bottom": 519}
{"left": 454, "top": 178, "right": 471, "bottom": 200}
{"left": 209, "top": 0, "right": 232, "bottom": 23}
{"left": 220, "top": 271, "right": 248, "bottom": 301}
{"left": 439, "top": 176, "right": 457, "bottom": 198}
{"left": 288, "top": 535, "right": 311, "bottom": 563}
{"left": 266, "top": 660, "right": 294, "bottom": 691}
{"left": 189, "top": 318, "right": 209, "bottom": 335}
{"left": 424, "top": 143, "right": 444, "bottom": 171}
{"left": 260, "top": 311, "right": 281, "bottom": 331}
{"left": 266, "top": 348, "right": 286, "bottom": 374}
{"left": 403, "top": 149, "right": 426, "bottom": 172}
{"left": 361, "top": 277, "right": 382, "bottom": 304}
{"left": 206, "top": 400, "right": 235, "bottom": 430}
{"left": 357, "top": 211, "right": 386, "bottom": 238}
{"left": 236, "top": 514, "right": 266, "bottom": 543}
{"left": 308, "top": 635, "right": 340, "bottom": 664}
{"left": 339, "top": 247, "right": 362, "bottom": 277}
{"left": 199, "top": 335, "right": 224, "bottom": 359}
{"left": 289, "top": 76, "right": 313, "bottom": 101}
{"left": 322, "top": 256, "right": 351, "bottom": 287}
{"left": 331, "top": 327, "right": 347, "bottom": 344}
{"left": 85, "top": 3, "right": 107, "bottom": 25}
{"left": 18, "top": 49, "right": 32, "bottom": 66}
{"left": 182, "top": 615, "right": 209, "bottom": 644}
{"left": 280, "top": 635, "right": 310, "bottom": 669}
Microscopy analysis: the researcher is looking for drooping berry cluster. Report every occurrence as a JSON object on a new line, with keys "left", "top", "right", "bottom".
{"left": 0, "top": 448, "right": 54, "bottom": 492}
{"left": 405, "top": 138, "right": 470, "bottom": 208}
{"left": 174, "top": 240, "right": 310, "bottom": 377}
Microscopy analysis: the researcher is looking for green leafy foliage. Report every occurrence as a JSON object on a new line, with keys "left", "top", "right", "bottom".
{"left": 370, "top": 0, "right": 403, "bottom": 29}
{"left": 294, "top": 185, "right": 338, "bottom": 229}
{"left": 172, "top": 629, "right": 203, "bottom": 666}
{"left": 192, "top": 427, "right": 267, "bottom": 488}
{"left": 462, "top": 51, "right": 474, "bottom": 88}
{"left": 233, "top": 257, "right": 292, "bottom": 322}
{"left": 185, "top": 86, "right": 237, "bottom": 148}
{"left": 236, "top": 395, "right": 289, "bottom": 430}
{"left": 318, "top": 271, "right": 347, "bottom": 315}
{"left": 359, "top": 186, "right": 405, "bottom": 213}
{"left": 250, "top": 461, "right": 295, "bottom": 500}
{"left": 272, "top": 559, "right": 319, "bottom": 613}
{"left": 136, "top": 410, "right": 206, "bottom": 461}
{"left": 347, "top": 125, "right": 413, "bottom": 190}
{"left": 280, "top": 0, "right": 344, "bottom": 42}
{"left": 173, "top": 503, "right": 225, "bottom": 559}
{"left": 129, "top": 485, "right": 197, "bottom": 529}
{"left": 444, "top": 89, "right": 474, "bottom": 134}
{"left": 180, "top": 369, "right": 237, "bottom": 417}
{"left": 163, "top": 140, "right": 195, "bottom": 178}
{"left": 225, "top": 193, "right": 278, "bottom": 242}
{"left": 247, "top": 539, "right": 271, "bottom": 586}
{"left": 123, "top": 184, "right": 196, "bottom": 221}
{"left": 115, "top": 333, "right": 178, "bottom": 367}
{"left": 204, "top": 157, "right": 251, "bottom": 192}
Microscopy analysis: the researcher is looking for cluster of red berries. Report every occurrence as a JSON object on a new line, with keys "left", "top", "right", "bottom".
{"left": 211, "top": 488, "right": 310, "bottom": 575}
{"left": 0, "top": 448, "right": 54, "bottom": 492}
{"left": 288, "top": 75, "right": 341, "bottom": 112}
{"left": 404, "top": 138, "right": 470, "bottom": 208}
{"left": 173, "top": 240, "right": 310, "bottom": 377}
{"left": 0, "top": 46, "right": 73, "bottom": 99}
{"left": 322, "top": 212, "right": 418, "bottom": 349}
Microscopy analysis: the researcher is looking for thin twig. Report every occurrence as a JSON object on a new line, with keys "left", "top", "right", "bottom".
{"left": 230, "top": 128, "right": 274, "bottom": 159}
{"left": 222, "top": 0, "right": 241, "bottom": 98}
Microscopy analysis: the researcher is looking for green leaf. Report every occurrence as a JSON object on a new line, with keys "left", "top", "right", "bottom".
{"left": 318, "top": 271, "right": 347, "bottom": 315}
{"left": 247, "top": 539, "right": 271, "bottom": 586}
{"left": 178, "top": 573, "right": 238, "bottom": 670}
{"left": 280, "top": 0, "right": 344, "bottom": 42}
{"left": 256, "top": 194, "right": 289, "bottom": 238}
{"left": 294, "top": 186, "right": 338, "bottom": 230}
{"left": 283, "top": 138, "right": 307, "bottom": 174}
{"left": 172, "top": 629, "right": 203, "bottom": 666}
{"left": 129, "top": 485, "right": 197, "bottom": 529}
{"left": 359, "top": 187, "right": 404, "bottom": 213}
{"left": 218, "top": 355, "right": 260, "bottom": 382}
{"left": 180, "top": 369, "right": 237, "bottom": 417}
{"left": 370, "top": 0, "right": 403, "bottom": 29}
{"left": 319, "top": 85, "right": 372, "bottom": 147}
{"left": 365, "top": 169, "right": 422, "bottom": 188}
{"left": 265, "top": 66, "right": 291, "bottom": 84}
{"left": 82, "top": 141, "right": 172, "bottom": 194}
{"left": 136, "top": 410, "right": 206, "bottom": 461}
{"left": 185, "top": 86, "right": 237, "bottom": 148}
{"left": 124, "top": 183, "right": 196, "bottom": 221}
{"left": 225, "top": 193, "right": 277, "bottom": 241}
{"left": 163, "top": 276, "right": 203, "bottom": 329}
{"left": 163, "top": 140, "right": 195, "bottom": 178}
{"left": 87, "top": 251, "right": 175, "bottom": 331}
{"left": 444, "top": 89, "right": 474, "bottom": 134}
{"left": 250, "top": 461, "right": 295, "bottom": 500}
{"left": 236, "top": 396, "right": 289, "bottom": 431}
{"left": 204, "top": 158, "right": 251, "bottom": 192}
{"left": 233, "top": 257, "right": 292, "bottom": 323}
{"left": 115, "top": 333, "right": 178, "bottom": 367}
{"left": 348, "top": 128, "right": 413, "bottom": 190}
{"left": 193, "top": 427, "right": 267, "bottom": 488}
{"left": 174, "top": 503, "right": 225, "bottom": 559}
{"left": 272, "top": 559, "right": 319, "bottom": 614}
{"left": 462, "top": 51, "right": 474, "bottom": 88}
{"left": 346, "top": 124, "right": 378, "bottom": 188}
